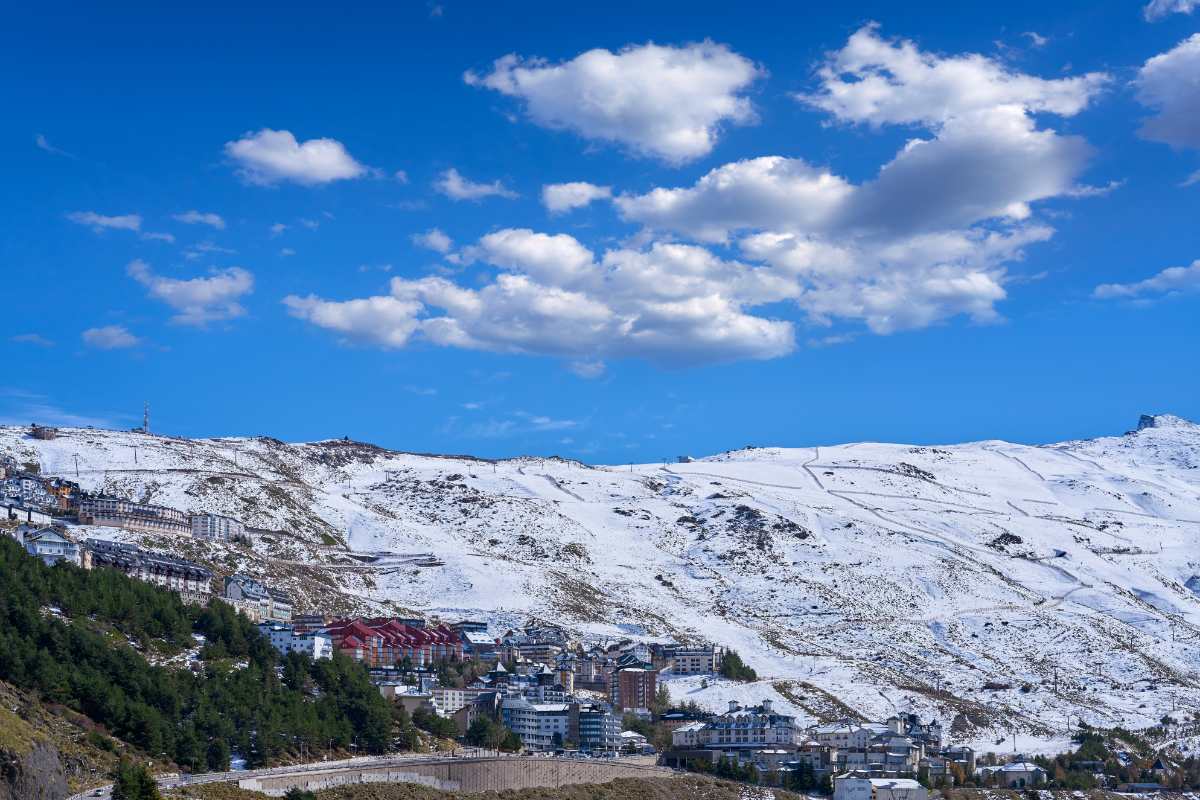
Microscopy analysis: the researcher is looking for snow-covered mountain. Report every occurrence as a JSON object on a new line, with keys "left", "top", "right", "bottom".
{"left": 3, "top": 415, "right": 1199, "bottom": 754}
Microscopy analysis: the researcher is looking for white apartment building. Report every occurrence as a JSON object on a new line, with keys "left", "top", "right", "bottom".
{"left": 835, "top": 777, "right": 927, "bottom": 800}
{"left": 224, "top": 574, "right": 292, "bottom": 623}
{"left": 191, "top": 512, "right": 245, "bottom": 541}
{"left": 704, "top": 700, "right": 799, "bottom": 751}
{"left": 671, "top": 646, "right": 721, "bottom": 674}
{"left": 501, "top": 697, "right": 571, "bottom": 751}
{"left": 78, "top": 496, "right": 191, "bottom": 535}
{"left": 431, "top": 687, "right": 483, "bottom": 716}
{"left": 672, "top": 721, "right": 707, "bottom": 748}
{"left": 257, "top": 623, "right": 332, "bottom": 660}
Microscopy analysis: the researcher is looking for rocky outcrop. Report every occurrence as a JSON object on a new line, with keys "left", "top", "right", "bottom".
{"left": 0, "top": 742, "right": 70, "bottom": 800}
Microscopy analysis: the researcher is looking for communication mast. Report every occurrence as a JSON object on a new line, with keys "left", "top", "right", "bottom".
{"left": 142, "top": 401, "right": 150, "bottom": 434}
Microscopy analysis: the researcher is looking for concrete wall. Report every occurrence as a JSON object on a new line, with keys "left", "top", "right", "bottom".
{"left": 239, "top": 756, "right": 674, "bottom": 796}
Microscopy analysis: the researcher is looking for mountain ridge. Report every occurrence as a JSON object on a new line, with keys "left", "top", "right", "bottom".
{"left": 3, "top": 414, "right": 1199, "bottom": 755}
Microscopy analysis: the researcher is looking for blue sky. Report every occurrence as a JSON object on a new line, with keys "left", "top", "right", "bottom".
{"left": 2, "top": 0, "right": 1198, "bottom": 462}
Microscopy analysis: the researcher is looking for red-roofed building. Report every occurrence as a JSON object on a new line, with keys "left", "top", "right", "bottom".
{"left": 323, "top": 618, "right": 463, "bottom": 666}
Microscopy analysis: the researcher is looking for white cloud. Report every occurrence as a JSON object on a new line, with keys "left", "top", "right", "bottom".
{"left": 394, "top": 169, "right": 409, "bottom": 184}
{"left": 616, "top": 156, "right": 852, "bottom": 243}
{"left": 798, "top": 24, "right": 1107, "bottom": 127}
{"left": 183, "top": 241, "right": 237, "bottom": 261}
{"left": 141, "top": 232, "right": 176, "bottom": 243}
{"left": 35, "top": 134, "right": 74, "bottom": 158}
{"left": 434, "top": 168, "right": 518, "bottom": 201}
{"left": 82, "top": 325, "right": 140, "bottom": 350}
{"left": 541, "top": 182, "right": 613, "bottom": 213}
{"left": 224, "top": 129, "right": 367, "bottom": 185}
{"left": 173, "top": 210, "right": 226, "bottom": 229}
{"left": 1093, "top": 259, "right": 1200, "bottom": 300}
{"left": 1144, "top": 0, "right": 1198, "bottom": 20}
{"left": 1023, "top": 32, "right": 1049, "bottom": 48}
{"left": 609, "top": 26, "right": 1108, "bottom": 336}
{"left": 282, "top": 294, "right": 423, "bottom": 348}
{"left": 270, "top": 223, "right": 288, "bottom": 236}
{"left": 127, "top": 259, "right": 254, "bottom": 326}
{"left": 568, "top": 360, "right": 606, "bottom": 379}
{"left": 67, "top": 211, "right": 142, "bottom": 232}
{"left": 280, "top": 248, "right": 296, "bottom": 257}
{"left": 616, "top": 109, "right": 1092, "bottom": 243}
{"left": 1135, "top": 34, "right": 1200, "bottom": 150}
{"left": 460, "top": 411, "right": 581, "bottom": 439}
{"left": 10, "top": 333, "right": 54, "bottom": 347}
{"left": 1184, "top": 169, "right": 1200, "bottom": 187}
{"left": 740, "top": 226, "right": 1048, "bottom": 334}
{"left": 412, "top": 228, "right": 453, "bottom": 254}
{"left": 466, "top": 41, "right": 762, "bottom": 163}
{"left": 287, "top": 29, "right": 1114, "bottom": 365}
{"left": 284, "top": 229, "right": 794, "bottom": 365}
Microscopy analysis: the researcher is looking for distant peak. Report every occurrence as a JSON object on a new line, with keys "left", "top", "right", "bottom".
{"left": 1135, "top": 413, "right": 1198, "bottom": 431}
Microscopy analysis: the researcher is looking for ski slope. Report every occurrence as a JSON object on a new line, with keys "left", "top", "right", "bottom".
{"left": 3, "top": 413, "right": 1199, "bottom": 753}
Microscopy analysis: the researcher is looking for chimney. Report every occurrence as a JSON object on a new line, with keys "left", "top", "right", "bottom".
{"left": 729, "top": 700, "right": 740, "bottom": 713}
{"left": 762, "top": 699, "right": 773, "bottom": 714}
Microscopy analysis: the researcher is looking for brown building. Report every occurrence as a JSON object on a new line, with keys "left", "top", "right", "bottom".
{"left": 609, "top": 666, "right": 657, "bottom": 712}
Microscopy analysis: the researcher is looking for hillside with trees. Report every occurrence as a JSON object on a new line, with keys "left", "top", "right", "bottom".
{"left": 0, "top": 536, "right": 394, "bottom": 774}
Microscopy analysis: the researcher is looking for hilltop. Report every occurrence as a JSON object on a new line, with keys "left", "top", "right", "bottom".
{"left": 3, "top": 414, "right": 1199, "bottom": 755}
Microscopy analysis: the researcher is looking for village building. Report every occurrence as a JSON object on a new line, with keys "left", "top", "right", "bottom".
{"left": 570, "top": 701, "right": 621, "bottom": 752}
{"left": 608, "top": 664, "right": 657, "bottom": 712}
{"left": 257, "top": 622, "right": 332, "bottom": 660}
{"left": 323, "top": 617, "right": 463, "bottom": 667}
{"left": 22, "top": 527, "right": 81, "bottom": 567}
{"left": 669, "top": 645, "right": 723, "bottom": 674}
{"left": 83, "top": 539, "right": 212, "bottom": 603}
{"left": 3, "top": 501, "right": 54, "bottom": 526}
{"left": 501, "top": 696, "right": 571, "bottom": 751}
{"left": 191, "top": 512, "right": 245, "bottom": 541}
{"left": 706, "top": 700, "right": 799, "bottom": 751}
{"left": 223, "top": 574, "right": 292, "bottom": 623}
{"left": 78, "top": 496, "right": 191, "bottom": 535}
{"left": 978, "top": 762, "right": 1047, "bottom": 788}
{"left": 834, "top": 776, "right": 928, "bottom": 800}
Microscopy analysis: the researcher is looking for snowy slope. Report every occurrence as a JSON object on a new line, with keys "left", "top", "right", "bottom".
{"left": 3, "top": 414, "right": 1199, "bottom": 753}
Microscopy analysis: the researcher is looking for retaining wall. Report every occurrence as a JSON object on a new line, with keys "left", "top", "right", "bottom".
{"left": 239, "top": 756, "right": 674, "bottom": 796}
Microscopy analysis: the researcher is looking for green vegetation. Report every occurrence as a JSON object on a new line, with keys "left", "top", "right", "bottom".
{"left": 463, "top": 715, "right": 522, "bottom": 751}
{"left": 0, "top": 536, "right": 394, "bottom": 770}
{"left": 412, "top": 706, "right": 458, "bottom": 739}
{"left": 112, "top": 758, "right": 162, "bottom": 800}
{"left": 718, "top": 650, "right": 758, "bottom": 682}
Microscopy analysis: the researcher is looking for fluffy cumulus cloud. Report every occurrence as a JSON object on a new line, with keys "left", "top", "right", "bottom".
{"left": 542, "top": 182, "right": 612, "bottom": 213}
{"left": 611, "top": 26, "right": 1107, "bottom": 334}
{"left": 67, "top": 211, "right": 141, "bottom": 232}
{"left": 434, "top": 168, "right": 518, "bottom": 201}
{"left": 1144, "top": 0, "right": 1198, "bottom": 20}
{"left": 284, "top": 228, "right": 794, "bottom": 365}
{"left": 127, "top": 260, "right": 254, "bottom": 326}
{"left": 798, "top": 23, "right": 1107, "bottom": 127}
{"left": 1135, "top": 35, "right": 1200, "bottom": 151}
{"left": 282, "top": 295, "right": 424, "bottom": 348}
{"left": 224, "top": 129, "right": 367, "bottom": 185}
{"left": 173, "top": 210, "right": 226, "bottom": 229}
{"left": 465, "top": 41, "right": 762, "bottom": 163}
{"left": 82, "top": 325, "right": 140, "bottom": 349}
{"left": 1093, "top": 259, "right": 1200, "bottom": 300}
{"left": 286, "top": 28, "right": 1113, "bottom": 365}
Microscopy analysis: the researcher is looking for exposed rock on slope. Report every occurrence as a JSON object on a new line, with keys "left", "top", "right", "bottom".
{"left": 3, "top": 414, "right": 1199, "bottom": 752}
